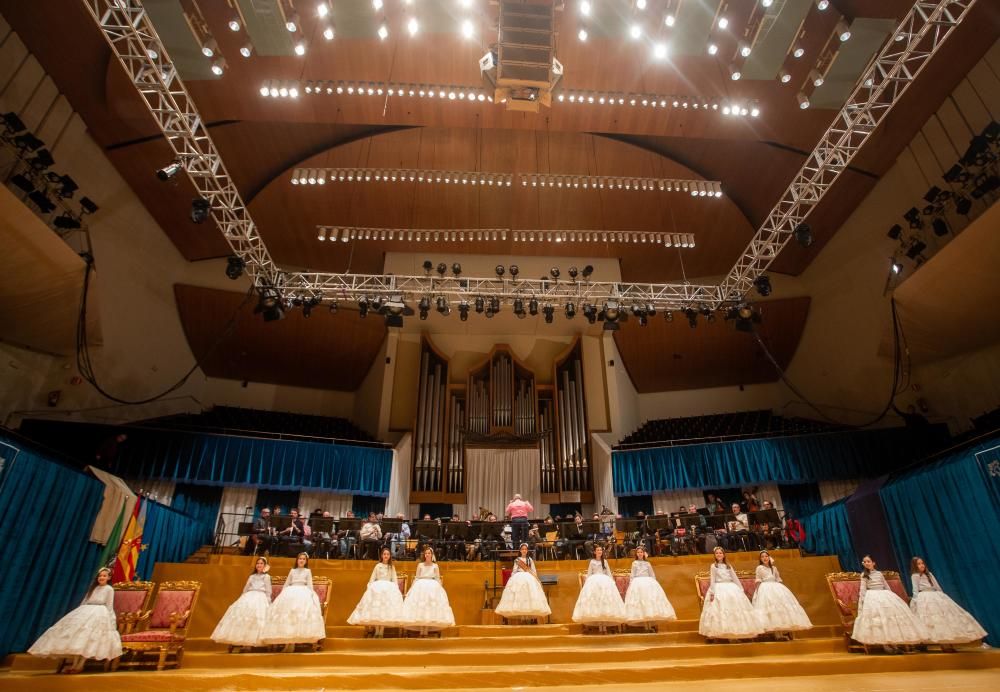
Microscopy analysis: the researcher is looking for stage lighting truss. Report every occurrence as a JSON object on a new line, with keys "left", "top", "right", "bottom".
{"left": 291, "top": 167, "right": 722, "bottom": 197}
{"left": 88, "top": 0, "right": 977, "bottom": 311}
{"left": 315, "top": 225, "right": 697, "bottom": 248}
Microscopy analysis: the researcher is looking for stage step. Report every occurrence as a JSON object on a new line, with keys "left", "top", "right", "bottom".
{"left": 3, "top": 649, "right": 998, "bottom": 690}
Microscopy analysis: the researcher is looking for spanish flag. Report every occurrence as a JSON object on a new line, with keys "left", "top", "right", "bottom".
{"left": 112, "top": 496, "right": 145, "bottom": 582}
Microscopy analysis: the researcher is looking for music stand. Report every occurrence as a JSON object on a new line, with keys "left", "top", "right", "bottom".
{"left": 413, "top": 520, "right": 442, "bottom": 544}
{"left": 748, "top": 509, "right": 780, "bottom": 526}
{"left": 338, "top": 518, "right": 363, "bottom": 533}
{"left": 381, "top": 518, "right": 402, "bottom": 534}
{"left": 310, "top": 517, "right": 335, "bottom": 535}
{"left": 646, "top": 515, "right": 673, "bottom": 533}
{"left": 270, "top": 515, "right": 293, "bottom": 533}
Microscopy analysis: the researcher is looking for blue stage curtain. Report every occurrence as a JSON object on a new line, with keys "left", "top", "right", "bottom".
{"left": 172, "top": 482, "right": 223, "bottom": 546}
{"left": 352, "top": 496, "right": 387, "bottom": 518}
{"left": 613, "top": 426, "right": 945, "bottom": 495}
{"left": 135, "top": 500, "right": 207, "bottom": 581}
{"left": 113, "top": 430, "right": 392, "bottom": 496}
{"left": 779, "top": 482, "right": 823, "bottom": 519}
{"left": 617, "top": 495, "right": 653, "bottom": 517}
{"left": 879, "top": 436, "right": 1000, "bottom": 646}
{"left": 801, "top": 499, "right": 857, "bottom": 571}
{"left": 0, "top": 437, "right": 104, "bottom": 657}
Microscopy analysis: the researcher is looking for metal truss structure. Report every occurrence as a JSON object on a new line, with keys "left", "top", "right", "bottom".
{"left": 84, "top": 0, "right": 976, "bottom": 314}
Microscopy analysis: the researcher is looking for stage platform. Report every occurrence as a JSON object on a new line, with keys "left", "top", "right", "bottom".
{"left": 3, "top": 550, "right": 997, "bottom": 691}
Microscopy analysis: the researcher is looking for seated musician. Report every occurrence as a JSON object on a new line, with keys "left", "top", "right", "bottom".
{"left": 279, "top": 508, "right": 312, "bottom": 556}
{"left": 705, "top": 493, "right": 724, "bottom": 515}
{"left": 526, "top": 523, "right": 541, "bottom": 546}
{"left": 359, "top": 513, "right": 383, "bottom": 560}
{"left": 584, "top": 513, "right": 606, "bottom": 559}
{"left": 444, "top": 515, "right": 465, "bottom": 561}
{"left": 389, "top": 513, "right": 411, "bottom": 559}
{"left": 752, "top": 500, "right": 782, "bottom": 550}
{"left": 724, "top": 502, "right": 753, "bottom": 551}
{"left": 784, "top": 511, "right": 806, "bottom": 548}
{"left": 633, "top": 511, "right": 655, "bottom": 555}
{"left": 556, "top": 514, "right": 585, "bottom": 559}
{"left": 683, "top": 503, "right": 708, "bottom": 553}
{"left": 245, "top": 507, "right": 274, "bottom": 555}
{"left": 336, "top": 510, "right": 357, "bottom": 558}
{"left": 311, "top": 510, "right": 336, "bottom": 558}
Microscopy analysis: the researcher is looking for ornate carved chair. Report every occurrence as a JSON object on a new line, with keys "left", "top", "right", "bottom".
{"left": 695, "top": 569, "right": 756, "bottom": 605}
{"left": 826, "top": 569, "right": 908, "bottom": 654}
{"left": 268, "top": 575, "right": 332, "bottom": 650}
{"left": 576, "top": 571, "right": 626, "bottom": 633}
{"left": 117, "top": 580, "right": 201, "bottom": 670}
{"left": 112, "top": 581, "right": 155, "bottom": 635}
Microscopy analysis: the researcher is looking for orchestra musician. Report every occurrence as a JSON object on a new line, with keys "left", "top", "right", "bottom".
{"left": 278, "top": 508, "right": 312, "bottom": 557}
{"left": 359, "top": 512, "right": 384, "bottom": 560}
{"left": 246, "top": 507, "right": 275, "bottom": 555}
{"left": 336, "top": 510, "right": 357, "bottom": 558}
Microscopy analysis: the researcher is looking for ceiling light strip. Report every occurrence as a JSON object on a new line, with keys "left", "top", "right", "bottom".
{"left": 315, "top": 225, "right": 697, "bottom": 247}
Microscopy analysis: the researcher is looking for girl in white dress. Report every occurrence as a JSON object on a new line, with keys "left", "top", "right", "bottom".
{"left": 851, "top": 555, "right": 928, "bottom": 653}
{"left": 495, "top": 543, "right": 551, "bottom": 622}
{"left": 699, "top": 547, "right": 762, "bottom": 641}
{"left": 211, "top": 556, "right": 272, "bottom": 650}
{"left": 400, "top": 546, "right": 456, "bottom": 635}
{"left": 624, "top": 545, "right": 677, "bottom": 630}
{"left": 262, "top": 552, "right": 326, "bottom": 651}
{"left": 348, "top": 547, "right": 405, "bottom": 638}
{"left": 908, "top": 556, "right": 986, "bottom": 649}
{"left": 28, "top": 567, "right": 122, "bottom": 674}
{"left": 751, "top": 550, "right": 812, "bottom": 639}
{"left": 572, "top": 545, "right": 627, "bottom": 632}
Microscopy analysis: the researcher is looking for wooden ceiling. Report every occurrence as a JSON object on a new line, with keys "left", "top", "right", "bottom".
{"left": 613, "top": 296, "right": 812, "bottom": 393}
{"left": 174, "top": 284, "right": 386, "bottom": 391}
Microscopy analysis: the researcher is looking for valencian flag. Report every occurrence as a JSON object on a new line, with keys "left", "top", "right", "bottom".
{"left": 112, "top": 496, "right": 146, "bottom": 582}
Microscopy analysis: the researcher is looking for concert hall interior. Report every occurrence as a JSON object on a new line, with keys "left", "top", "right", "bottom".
{"left": 0, "top": 1, "right": 999, "bottom": 691}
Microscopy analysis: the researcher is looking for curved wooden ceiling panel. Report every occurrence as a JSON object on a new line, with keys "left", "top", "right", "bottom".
{"left": 174, "top": 284, "right": 386, "bottom": 391}
{"left": 613, "top": 297, "right": 811, "bottom": 393}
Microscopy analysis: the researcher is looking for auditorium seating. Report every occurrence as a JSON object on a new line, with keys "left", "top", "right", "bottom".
{"left": 150, "top": 406, "right": 376, "bottom": 444}
{"left": 617, "top": 410, "right": 847, "bottom": 447}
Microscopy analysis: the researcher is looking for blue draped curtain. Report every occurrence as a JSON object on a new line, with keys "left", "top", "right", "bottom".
{"left": 113, "top": 430, "right": 392, "bottom": 496}
{"left": 135, "top": 500, "right": 207, "bottom": 581}
{"left": 0, "top": 437, "right": 104, "bottom": 657}
{"left": 617, "top": 495, "right": 653, "bottom": 517}
{"left": 352, "top": 496, "right": 387, "bottom": 518}
{"left": 255, "top": 489, "right": 301, "bottom": 515}
{"left": 613, "top": 426, "right": 945, "bottom": 495}
{"left": 172, "top": 483, "right": 223, "bottom": 546}
{"left": 879, "top": 437, "right": 1000, "bottom": 646}
{"left": 801, "top": 499, "right": 857, "bottom": 571}
{"left": 779, "top": 482, "right": 823, "bottom": 519}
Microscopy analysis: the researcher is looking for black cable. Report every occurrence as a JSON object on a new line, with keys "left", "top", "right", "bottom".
{"left": 751, "top": 297, "right": 905, "bottom": 429}
{"left": 75, "top": 259, "right": 256, "bottom": 406}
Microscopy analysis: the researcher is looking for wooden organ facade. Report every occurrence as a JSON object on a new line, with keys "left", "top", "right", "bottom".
{"left": 410, "top": 338, "right": 593, "bottom": 505}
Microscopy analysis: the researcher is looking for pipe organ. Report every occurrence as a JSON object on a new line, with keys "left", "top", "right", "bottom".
{"left": 410, "top": 338, "right": 592, "bottom": 504}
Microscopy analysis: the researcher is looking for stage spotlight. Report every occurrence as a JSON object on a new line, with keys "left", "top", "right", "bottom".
{"left": 475, "top": 296, "right": 485, "bottom": 313}
{"left": 436, "top": 296, "right": 450, "bottom": 315}
{"left": 664, "top": 311, "right": 673, "bottom": 322}
{"left": 2, "top": 111, "right": 25, "bottom": 133}
{"left": 565, "top": 302, "right": 576, "bottom": 319}
{"left": 452, "top": 263, "right": 462, "bottom": 276}
{"left": 436, "top": 262, "right": 447, "bottom": 276}
{"left": 549, "top": 267, "right": 560, "bottom": 279}
{"left": 943, "top": 164, "right": 968, "bottom": 184}
{"left": 485, "top": 307, "right": 495, "bottom": 319}
{"left": 685, "top": 308, "right": 697, "bottom": 328}
{"left": 329, "top": 301, "right": 338, "bottom": 314}
{"left": 542, "top": 304, "right": 555, "bottom": 324}
{"left": 890, "top": 258, "right": 904, "bottom": 275}
{"left": 972, "top": 174, "right": 999, "bottom": 199}
{"left": 645, "top": 303, "right": 656, "bottom": 317}
{"left": 495, "top": 264, "right": 505, "bottom": 277}
{"left": 302, "top": 296, "right": 320, "bottom": 318}
{"left": 254, "top": 293, "right": 285, "bottom": 322}
{"left": 954, "top": 196, "right": 972, "bottom": 215}
{"left": 638, "top": 313, "right": 648, "bottom": 327}
{"left": 10, "top": 174, "right": 34, "bottom": 193}
{"left": 752, "top": 275, "right": 772, "bottom": 297}
{"left": 905, "top": 206, "right": 922, "bottom": 229}
{"left": 923, "top": 186, "right": 942, "bottom": 203}
{"left": 887, "top": 224, "right": 902, "bottom": 240}
{"left": 157, "top": 160, "right": 183, "bottom": 181}
{"left": 601, "top": 300, "right": 621, "bottom": 331}
{"left": 53, "top": 213, "right": 81, "bottom": 230}
{"left": 529, "top": 298, "right": 539, "bottom": 316}
{"left": 419, "top": 297, "right": 430, "bottom": 320}
{"left": 568, "top": 266, "right": 579, "bottom": 280}
{"left": 459, "top": 301, "right": 469, "bottom": 321}
{"left": 30, "top": 149, "right": 54, "bottom": 169}
{"left": 581, "top": 264, "right": 594, "bottom": 279}
{"left": 28, "top": 190, "right": 55, "bottom": 213}
{"left": 191, "top": 197, "right": 211, "bottom": 223}
{"left": 513, "top": 298, "right": 526, "bottom": 318}
{"left": 509, "top": 265, "right": 519, "bottom": 278}
{"left": 489, "top": 297, "right": 501, "bottom": 314}
{"left": 422, "top": 260, "right": 433, "bottom": 274}
{"left": 905, "top": 240, "right": 926, "bottom": 260}
{"left": 358, "top": 297, "right": 369, "bottom": 318}
{"left": 80, "top": 197, "right": 99, "bottom": 215}
{"left": 14, "top": 132, "right": 44, "bottom": 151}
{"left": 932, "top": 218, "right": 949, "bottom": 236}
{"left": 793, "top": 222, "right": 813, "bottom": 247}
{"left": 226, "top": 255, "right": 245, "bottom": 280}
{"left": 53, "top": 174, "right": 78, "bottom": 198}
{"left": 582, "top": 303, "right": 596, "bottom": 323}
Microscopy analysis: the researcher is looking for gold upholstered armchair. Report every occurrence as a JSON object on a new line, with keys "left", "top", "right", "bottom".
{"left": 116, "top": 580, "right": 201, "bottom": 670}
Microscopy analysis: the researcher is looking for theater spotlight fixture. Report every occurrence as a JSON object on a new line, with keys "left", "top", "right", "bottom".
{"left": 513, "top": 298, "right": 526, "bottom": 318}
{"left": 419, "top": 297, "right": 430, "bottom": 320}
{"left": 685, "top": 307, "right": 697, "bottom": 328}
{"left": 565, "top": 302, "right": 576, "bottom": 319}
{"left": 225, "top": 255, "right": 245, "bottom": 280}
{"left": 156, "top": 160, "right": 184, "bottom": 181}
{"left": 358, "top": 297, "right": 370, "bottom": 318}
{"left": 459, "top": 301, "right": 469, "bottom": 321}
{"left": 887, "top": 224, "right": 902, "bottom": 240}
{"left": 452, "top": 262, "right": 462, "bottom": 276}
{"left": 495, "top": 264, "right": 505, "bottom": 277}
{"left": 583, "top": 303, "right": 597, "bottom": 323}
{"left": 190, "top": 197, "right": 211, "bottom": 223}
{"left": 549, "top": 267, "right": 560, "bottom": 280}
{"left": 542, "top": 304, "right": 555, "bottom": 324}
{"left": 793, "top": 223, "right": 813, "bottom": 247}
{"left": 436, "top": 262, "right": 447, "bottom": 276}
{"left": 581, "top": 265, "right": 594, "bottom": 279}
{"left": 753, "top": 275, "right": 772, "bottom": 297}
{"left": 568, "top": 266, "right": 579, "bottom": 280}
{"left": 509, "top": 265, "right": 519, "bottom": 278}
{"left": 474, "top": 296, "right": 485, "bottom": 314}
{"left": 890, "top": 258, "right": 904, "bottom": 275}
{"left": 422, "top": 260, "right": 433, "bottom": 274}
{"left": 489, "top": 297, "right": 501, "bottom": 314}
{"left": 436, "top": 296, "right": 450, "bottom": 315}
{"left": 254, "top": 292, "right": 284, "bottom": 322}
{"left": 529, "top": 298, "right": 539, "bottom": 316}
{"left": 53, "top": 213, "right": 82, "bottom": 230}
{"left": 664, "top": 311, "right": 673, "bottom": 322}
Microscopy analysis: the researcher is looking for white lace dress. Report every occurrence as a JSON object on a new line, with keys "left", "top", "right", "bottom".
{"left": 211, "top": 572, "right": 272, "bottom": 646}
{"left": 909, "top": 572, "right": 986, "bottom": 644}
{"left": 572, "top": 560, "right": 626, "bottom": 625}
{"left": 751, "top": 564, "right": 812, "bottom": 632}
{"left": 400, "top": 563, "right": 456, "bottom": 631}
{"left": 28, "top": 584, "right": 122, "bottom": 661}
{"left": 698, "top": 562, "right": 763, "bottom": 639}
{"left": 624, "top": 560, "right": 677, "bottom": 625}
{"left": 347, "top": 562, "right": 405, "bottom": 627}
{"left": 262, "top": 567, "right": 326, "bottom": 644}
{"left": 851, "top": 570, "right": 927, "bottom": 645}
{"left": 496, "top": 557, "right": 551, "bottom": 619}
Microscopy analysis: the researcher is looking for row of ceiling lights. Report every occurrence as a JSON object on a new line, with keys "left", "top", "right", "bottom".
{"left": 314, "top": 226, "right": 697, "bottom": 248}
{"left": 290, "top": 167, "right": 722, "bottom": 197}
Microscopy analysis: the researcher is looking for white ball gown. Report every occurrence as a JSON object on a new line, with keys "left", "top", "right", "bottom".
{"left": 28, "top": 583, "right": 122, "bottom": 661}
{"left": 211, "top": 572, "right": 272, "bottom": 646}
{"left": 495, "top": 557, "right": 551, "bottom": 619}
{"left": 624, "top": 560, "right": 677, "bottom": 626}
{"left": 751, "top": 564, "right": 813, "bottom": 633}
{"left": 400, "top": 562, "right": 456, "bottom": 631}
{"left": 698, "top": 562, "right": 763, "bottom": 639}
{"left": 262, "top": 567, "right": 327, "bottom": 644}
{"left": 347, "top": 562, "right": 405, "bottom": 627}
{"left": 851, "top": 570, "right": 928, "bottom": 645}
{"left": 909, "top": 572, "right": 986, "bottom": 644}
{"left": 572, "top": 559, "right": 627, "bottom": 626}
